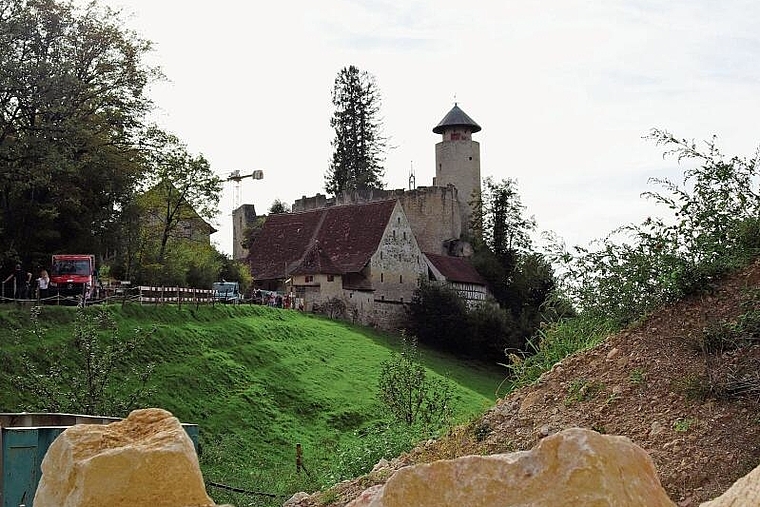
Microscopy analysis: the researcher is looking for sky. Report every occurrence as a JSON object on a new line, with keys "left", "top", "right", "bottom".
{"left": 99, "top": 0, "right": 760, "bottom": 256}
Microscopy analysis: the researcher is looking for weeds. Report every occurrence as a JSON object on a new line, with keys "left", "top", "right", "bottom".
{"left": 502, "top": 316, "right": 616, "bottom": 393}
{"left": 629, "top": 368, "right": 647, "bottom": 386}
{"left": 673, "top": 417, "right": 697, "bottom": 432}
{"left": 564, "top": 379, "right": 605, "bottom": 406}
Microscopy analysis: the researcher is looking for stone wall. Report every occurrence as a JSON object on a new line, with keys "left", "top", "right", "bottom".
{"left": 434, "top": 138, "right": 480, "bottom": 234}
{"left": 292, "top": 186, "right": 463, "bottom": 256}
{"left": 369, "top": 203, "right": 426, "bottom": 303}
{"left": 397, "top": 186, "right": 462, "bottom": 255}
{"left": 231, "top": 204, "right": 257, "bottom": 261}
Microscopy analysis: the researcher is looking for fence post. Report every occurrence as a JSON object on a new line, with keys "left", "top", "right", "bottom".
{"left": 177, "top": 287, "right": 182, "bottom": 309}
{"left": 296, "top": 443, "right": 302, "bottom": 474}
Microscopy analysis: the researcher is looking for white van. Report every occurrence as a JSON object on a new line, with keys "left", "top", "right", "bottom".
{"left": 212, "top": 281, "right": 241, "bottom": 303}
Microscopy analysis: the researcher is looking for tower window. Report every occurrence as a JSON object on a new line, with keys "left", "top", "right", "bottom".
{"left": 469, "top": 156, "right": 472, "bottom": 160}
{"left": 403, "top": 231, "right": 407, "bottom": 240}
{"left": 399, "top": 274, "right": 403, "bottom": 283}
{"left": 381, "top": 273, "right": 384, "bottom": 282}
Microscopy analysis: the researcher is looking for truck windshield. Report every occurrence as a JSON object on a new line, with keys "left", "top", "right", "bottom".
{"left": 52, "top": 260, "right": 90, "bottom": 276}
{"left": 213, "top": 283, "right": 238, "bottom": 292}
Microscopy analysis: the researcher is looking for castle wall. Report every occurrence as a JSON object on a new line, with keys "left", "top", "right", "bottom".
{"left": 232, "top": 204, "right": 257, "bottom": 261}
{"left": 292, "top": 186, "right": 463, "bottom": 255}
{"left": 397, "top": 186, "right": 462, "bottom": 255}
{"left": 369, "top": 202, "right": 426, "bottom": 303}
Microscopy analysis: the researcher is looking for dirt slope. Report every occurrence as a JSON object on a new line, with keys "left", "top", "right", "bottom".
{"left": 298, "top": 262, "right": 760, "bottom": 507}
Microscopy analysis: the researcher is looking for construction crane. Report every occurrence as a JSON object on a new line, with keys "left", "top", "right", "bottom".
{"left": 226, "top": 169, "right": 263, "bottom": 209}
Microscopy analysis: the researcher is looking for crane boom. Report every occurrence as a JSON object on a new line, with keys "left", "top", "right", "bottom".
{"left": 225, "top": 170, "right": 264, "bottom": 208}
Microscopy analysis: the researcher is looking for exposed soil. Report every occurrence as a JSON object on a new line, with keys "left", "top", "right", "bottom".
{"left": 290, "top": 262, "right": 760, "bottom": 507}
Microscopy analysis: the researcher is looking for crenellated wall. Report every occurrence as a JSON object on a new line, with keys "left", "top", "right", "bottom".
{"left": 292, "top": 185, "right": 463, "bottom": 255}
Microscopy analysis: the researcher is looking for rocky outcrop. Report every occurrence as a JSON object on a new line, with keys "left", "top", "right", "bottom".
{"left": 34, "top": 408, "right": 216, "bottom": 507}
{"left": 700, "top": 462, "right": 760, "bottom": 507}
{"left": 345, "top": 428, "right": 676, "bottom": 507}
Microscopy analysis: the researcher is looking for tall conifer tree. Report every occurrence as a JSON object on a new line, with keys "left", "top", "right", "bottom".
{"left": 325, "top": 65, "right": 386, "bottom": 195}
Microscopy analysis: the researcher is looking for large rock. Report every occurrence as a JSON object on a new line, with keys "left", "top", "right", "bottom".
{"left": 700, "top": 462, "right": 760, "bottom": 507}
{"left": 347, "top": 428, "right": 676, "bottom": 507}
{"left": 34, "top": 408, "right": 216, "bottom": 507}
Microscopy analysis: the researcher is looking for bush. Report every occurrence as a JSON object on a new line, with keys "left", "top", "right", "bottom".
{"left": 378, "top": 334, "right": 453, "bottom": 428}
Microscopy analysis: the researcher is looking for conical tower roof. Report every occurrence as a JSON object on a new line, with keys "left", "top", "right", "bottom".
{"left": 432, "top": 103, "right": 481, "bottom": 134}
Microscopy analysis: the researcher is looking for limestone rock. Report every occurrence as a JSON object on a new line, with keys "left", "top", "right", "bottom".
{"left": 700, "top": 461, "right": 760, "bottom": 507}
{"left": 34, "top": 408, "right": 216, "bottom": 507}
{"left": 347, "top": 428, "right": 676, "bottom": 507}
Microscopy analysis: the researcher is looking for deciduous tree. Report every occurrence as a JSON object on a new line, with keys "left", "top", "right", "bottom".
{"left": 138, "top": 127, "right": 222, "bottom": 264}
{"left": 0, "top": 0, "right": 158, "bottom": 262}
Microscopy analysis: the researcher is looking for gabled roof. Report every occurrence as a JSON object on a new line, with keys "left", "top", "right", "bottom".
{"left": 432, "top": 103, "right": 481, "bottom": 134}
{"left": 139, "top": 183, "right": 218, "bottom": 234}
{"left": 424, "top": 252, "right": 487, "bottom": 285}
{"left": 290, "top": 242, "right": 342, "bottom": 275}
{"left": 250, "top": 200, "right": 398, "bottom": 280}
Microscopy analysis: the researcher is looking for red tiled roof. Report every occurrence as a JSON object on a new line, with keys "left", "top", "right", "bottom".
{"left": 250, "top": 200, "right": 397, "bottom": 280}
{"left": 290, "top": 242, "right": 342, "bottom": 275}
{"left": 424, "top": 252, "right": 487, "bottom": 285}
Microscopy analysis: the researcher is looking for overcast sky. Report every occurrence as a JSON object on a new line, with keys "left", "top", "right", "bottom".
{"left": 100, "top": 0, "right": 760, "bottom": 256}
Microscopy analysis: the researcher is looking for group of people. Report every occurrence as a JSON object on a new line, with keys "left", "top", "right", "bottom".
{"left": 2, "top": 264, "right": 50, "bottom": 300}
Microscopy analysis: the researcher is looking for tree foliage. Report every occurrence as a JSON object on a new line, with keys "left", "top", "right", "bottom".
{"left": 325, "top": 65, "right": 386, "bottom": 195}
{"left": 268, "top": 198, "right": 288, "bottom": 214}
{"left": 469, "top": 178, "right": 563, "bottom": 352}
{"left": 0, "top": 0, "right": 158, "bottom": 263}
{"left": 137, "top": 127, "right": 222, "bottom": 264}
{"left": 552, "top": 129, "right": 760, "bottom": 325}
{"left": 13, "top": 305, "right": 155, "bottom": 416}
{"left": 378, "top": 334, "right": 452, "bottom": 428}
{"left": 408, "top": 281, "right": 523, "bottom": 361}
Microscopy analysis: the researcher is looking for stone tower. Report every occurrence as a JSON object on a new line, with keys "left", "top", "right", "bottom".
{"left": 232, "top": 204, "right": 257, "bottom": 261}
{"left": 432, "top": 103, "right": 481, "bottom": 236}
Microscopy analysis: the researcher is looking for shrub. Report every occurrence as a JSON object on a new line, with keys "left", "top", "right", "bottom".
{"left": 378, "top": 334, "right": 453, "bottom": 428}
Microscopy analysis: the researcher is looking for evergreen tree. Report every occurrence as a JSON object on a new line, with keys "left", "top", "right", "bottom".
{"left": 325, "top": 65, "right": 386, "bottom": 195}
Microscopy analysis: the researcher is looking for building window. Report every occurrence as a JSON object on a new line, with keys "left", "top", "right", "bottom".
{"left": 381, "top": 273, "right": 384, "bottom": 282}
{"left": 393, "top": 230, "right": 396, "bottom": 239}
{"left": 397, "top": 216, "right": 401, "bottom": 224}
{"left": 380, "top": 251, "right": 383, "bottom": 260}
{"left": 327, "top": 275, "right": 335, "bottom": 282}
{"left": 305, "top": 275, "right": 314, "bottom": 283}
{"left": 403, "top": 231, "right": 407, "bottom": 240}
{"left": 399, "top": 274, "right": 403, "bottom": 283}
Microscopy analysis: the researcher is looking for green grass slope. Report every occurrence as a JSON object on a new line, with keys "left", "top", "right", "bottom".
{"left": 0, "top": 304, "right": 502, "bottom": 504}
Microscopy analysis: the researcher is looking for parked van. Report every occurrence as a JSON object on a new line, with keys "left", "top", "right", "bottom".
{"left": 212, "top": 281, "right": 241, "bottom": 303}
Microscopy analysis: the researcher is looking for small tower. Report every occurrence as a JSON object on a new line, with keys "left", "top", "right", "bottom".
{"left": 433, "top": 103, "right": 481, "bottom": 235}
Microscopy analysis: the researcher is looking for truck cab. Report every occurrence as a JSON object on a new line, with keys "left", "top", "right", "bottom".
{"left": 212, "top": 281, "right": 241, "bottom": 303}
{"left": 49, "top": 254, "right": 97, "bottom": 299}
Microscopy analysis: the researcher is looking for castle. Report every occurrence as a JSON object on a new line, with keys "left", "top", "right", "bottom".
{"left": 240, "top": 104, "right": 488, "bottom": 329}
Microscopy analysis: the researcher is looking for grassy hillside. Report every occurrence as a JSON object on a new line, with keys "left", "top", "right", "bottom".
{"left": 0, "top": 303, "right": 502, "bottom": 504}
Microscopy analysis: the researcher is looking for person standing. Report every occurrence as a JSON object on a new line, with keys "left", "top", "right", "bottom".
{"left": 3, "top": 264, "right": 32, "bottom": 300}
{"left": 37, "top": 269, "right": 50, "bottom": 301}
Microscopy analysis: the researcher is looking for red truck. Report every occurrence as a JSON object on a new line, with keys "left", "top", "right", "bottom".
{"left": 49, "top": 254, "right": 97, "bottom": 299}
